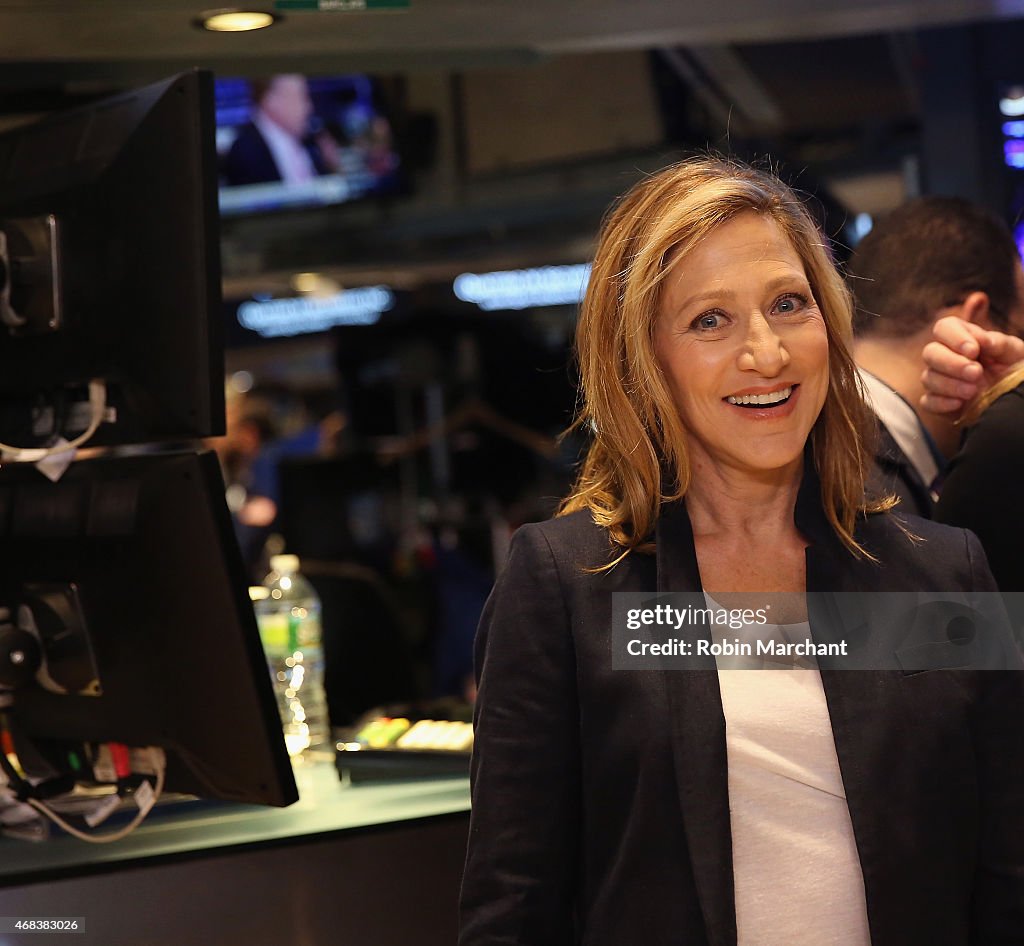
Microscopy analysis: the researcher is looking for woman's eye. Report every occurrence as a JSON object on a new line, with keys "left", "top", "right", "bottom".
{"left": 775, "top": 293, "right": 808, "bottom": 314}
{"left": 691, "top": 312, "right": 724, "bottom": 331}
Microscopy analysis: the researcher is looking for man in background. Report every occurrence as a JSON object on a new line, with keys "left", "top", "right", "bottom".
{"left": 209, "top": 393, "right": 280, "bottom": 577}
{"left": 848, "top": 196, "right": 1024, "bottom": 516}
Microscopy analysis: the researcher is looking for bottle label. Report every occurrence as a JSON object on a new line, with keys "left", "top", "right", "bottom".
{"left": 258, "top": 613, "right": 290, "bottom": 652}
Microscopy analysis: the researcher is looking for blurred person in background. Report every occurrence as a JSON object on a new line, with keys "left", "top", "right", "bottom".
{"left": 210, "top": 392, "right": 280, "bottom": 577}
{"left": 847, "top": 196, "right": 1024, "bottom": 517}
{"left": 921, "top": 314, "right": 1024, "bottom": 590}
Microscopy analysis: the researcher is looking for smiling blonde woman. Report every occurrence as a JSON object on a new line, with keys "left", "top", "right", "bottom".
{"left": 459, "top": 157, "right": 1024, "bottom": 946}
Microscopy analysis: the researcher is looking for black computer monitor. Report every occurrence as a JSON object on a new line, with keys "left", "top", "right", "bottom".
{"left": 0, "top": 450, "right": 296, "bottom": 807}
{"left": 0, "top": 71, "right": 224, "bottom": 449}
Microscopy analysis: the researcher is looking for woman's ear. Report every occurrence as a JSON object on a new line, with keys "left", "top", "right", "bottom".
{"left": 959, "top": 291, "right": 996, "bottom": 331}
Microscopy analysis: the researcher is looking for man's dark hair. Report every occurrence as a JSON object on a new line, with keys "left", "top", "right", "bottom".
{"left": 236, "top": 394, "right": 277, "bottom": 444}
{"left": 848, "top": 196, "right": 1021, "bottom": 338}
{"left": 248, "top": 77, "right": 280, "bottom": 108}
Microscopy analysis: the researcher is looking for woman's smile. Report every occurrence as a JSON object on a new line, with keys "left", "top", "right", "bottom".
{"left": 723, "top": 382, "right": 799, "bottom": 416}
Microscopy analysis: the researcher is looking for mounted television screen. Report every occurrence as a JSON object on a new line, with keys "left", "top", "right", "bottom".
{"left": 216, "top": 74, "right": 402, "bottom": 217}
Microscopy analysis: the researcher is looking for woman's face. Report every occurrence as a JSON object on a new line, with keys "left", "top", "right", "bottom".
{"left": 652, "top": 212, "right": 829, "bottom": 482}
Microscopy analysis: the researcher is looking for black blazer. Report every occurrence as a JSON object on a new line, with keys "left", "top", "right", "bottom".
{"left": 460, "top": 473, "right": 1024, "bottom": 946}
{"left": 936, "top": 383, "right": 1024, "bottom": 592}
{"left": 221, "top": 121, "right": 329, "bottom": 187}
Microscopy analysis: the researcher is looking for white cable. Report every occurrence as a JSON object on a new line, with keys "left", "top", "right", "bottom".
{"left": 25, "top": 746, "right": 166, "bottom": 844}
{"left": 0, "top": 379, "right": 107, "bottom": 462}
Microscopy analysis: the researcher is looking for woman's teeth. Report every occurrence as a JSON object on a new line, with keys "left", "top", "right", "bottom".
{"left": 725, "top": 385, "right": 794, "bottom": 407}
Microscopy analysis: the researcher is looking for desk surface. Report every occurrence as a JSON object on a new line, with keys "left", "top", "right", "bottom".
{"left": 0, "top": 763, "right": 471, "bottom": 884}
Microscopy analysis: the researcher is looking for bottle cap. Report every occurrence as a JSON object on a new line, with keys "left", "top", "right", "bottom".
{"left": 270, "top": 553, "right": 300, "bottom": 574}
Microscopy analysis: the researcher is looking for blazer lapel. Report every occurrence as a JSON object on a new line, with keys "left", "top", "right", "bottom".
{"left": 798, "top": 485, "right": 892, "bottom": 945}
{"left": 657, "top": 499, "right": 737, "bottom": 946}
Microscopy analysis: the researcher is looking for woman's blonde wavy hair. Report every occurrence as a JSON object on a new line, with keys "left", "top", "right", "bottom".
{"left": 559, "top": 156, "right": 889, "bottom": 562}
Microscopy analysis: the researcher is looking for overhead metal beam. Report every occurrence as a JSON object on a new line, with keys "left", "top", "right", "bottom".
{"left": 686, "top": 44, "right": 785, "bottom": 130}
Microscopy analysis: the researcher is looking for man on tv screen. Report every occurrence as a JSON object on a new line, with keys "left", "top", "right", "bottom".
{"left": 222, "top": 74, "right": 338, "bottom": 186}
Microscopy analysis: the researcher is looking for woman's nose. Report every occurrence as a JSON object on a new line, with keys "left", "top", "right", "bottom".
{"left": 737, "top": 312, "right": 790, "bottom": 375}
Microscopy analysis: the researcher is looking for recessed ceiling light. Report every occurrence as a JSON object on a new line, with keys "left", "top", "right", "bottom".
{"left": 291, "top": 272, "right": 342, "bottom": 296}
{"left": 199, "top": 9, "right": 278, "bottom": 32}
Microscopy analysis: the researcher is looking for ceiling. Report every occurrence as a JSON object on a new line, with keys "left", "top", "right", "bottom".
{"left": 0, "top": 0, "right": 1004, "bottom": 297}
{"left": 0, "top": 0, "right": 1022, "bottom": 82}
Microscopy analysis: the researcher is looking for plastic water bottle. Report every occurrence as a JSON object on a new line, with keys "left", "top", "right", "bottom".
{"left": 252, "top": 554, "right": 329, "bottom": 761}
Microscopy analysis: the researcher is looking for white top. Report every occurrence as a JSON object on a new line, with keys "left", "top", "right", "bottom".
{"left": 253, "top": 111, "right": 317, "bottom": 185}
{"left": 709, "top": 603, "right": 872, "bottom": 946}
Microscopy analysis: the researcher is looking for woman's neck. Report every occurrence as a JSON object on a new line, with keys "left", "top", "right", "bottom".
{"left": 683, "top": 457, "right": 809, "bottom": 597}
{"left": 683, "top": 456, "right": 803, "bottom": 542}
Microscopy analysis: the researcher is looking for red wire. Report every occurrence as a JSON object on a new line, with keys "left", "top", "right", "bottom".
{"left": 109, "top": 743, "right": 131, "bottom": 780}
